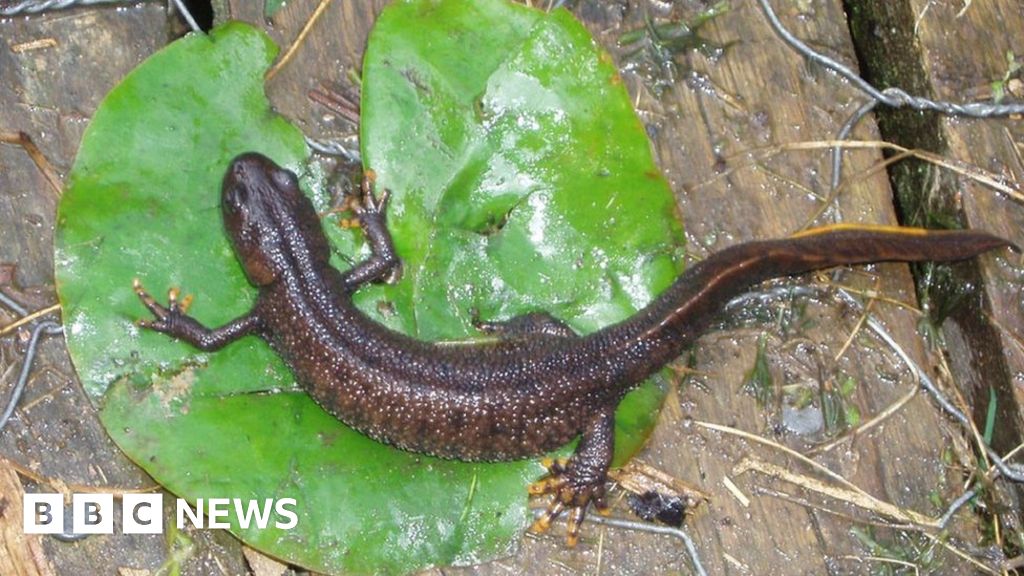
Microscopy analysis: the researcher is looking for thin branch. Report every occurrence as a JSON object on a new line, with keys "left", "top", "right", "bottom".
{"left": 265, "top": 0, "right": 334, "bottom": 81}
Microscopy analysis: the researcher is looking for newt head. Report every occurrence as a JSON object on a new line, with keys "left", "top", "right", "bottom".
{"left": 221, "top": 152, "right": 331, "bottom": 286}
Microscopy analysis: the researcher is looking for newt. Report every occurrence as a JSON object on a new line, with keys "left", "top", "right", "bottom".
{"left": 134, "top": 152, "right": 1011, "bottom": 545}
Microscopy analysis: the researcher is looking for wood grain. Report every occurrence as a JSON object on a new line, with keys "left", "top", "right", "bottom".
{"left": 908, "top": 0, "right": 1024, "bottom": 453}
{"left": 0, "top": 464, "right": 55, "bottom": 576}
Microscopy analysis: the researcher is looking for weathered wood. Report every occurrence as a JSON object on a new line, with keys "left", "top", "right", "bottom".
{"left": 0, "top": 6, "right": 247, "bottom": 575}
{"left": 0, "top": 464, "right": 56, "bottom": 576}
{"left": 846, "top": 0, "right": 1024, "bottom": 460}
{"left": 844, "top": 0, "right": 1024, "bottom": 568}
{"left": 587, "top": 2, "right": 974, "bottom": 573}
{"left": 916, "top": 0, "right": 1024, "bottom": 462}
{"left": 227, "top": 0, "right": 387, "bottom": 145}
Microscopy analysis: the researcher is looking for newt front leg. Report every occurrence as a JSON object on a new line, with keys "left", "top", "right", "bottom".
{"left": 133, "top": 278, "right": 260, "bottom": 351}
{"left": 338, "top": 173, "right": 402, "bottom": 290}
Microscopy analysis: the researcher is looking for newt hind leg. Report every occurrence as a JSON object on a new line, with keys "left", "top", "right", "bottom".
{"left": 528, "top": 409, "right": 614, "bottom": 547}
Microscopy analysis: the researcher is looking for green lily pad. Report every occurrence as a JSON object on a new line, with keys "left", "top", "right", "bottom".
{"left": 56, "top": 2, "right": 684, "bottom": 574}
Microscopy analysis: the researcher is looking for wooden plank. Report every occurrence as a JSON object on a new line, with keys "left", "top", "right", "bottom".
{"left": 0, "top": 464, "right": 56, "bottom": 576}
{"left": 906, "top": 0, "right": 1024, "bottom": 457}
{"left": 846, "top": 0, "right": 1024, "bottom": 457}
{"left": 587, "top": 2, "right": 974, "bottom": 573}
{"left": 228, "top": 0, "right": 386, "bottom": 144}
{"left": 0, "top": 6, "right": 248, "bottom": 575}
{"left": 843, "top": 0, "right": 1024, "bottom": 570}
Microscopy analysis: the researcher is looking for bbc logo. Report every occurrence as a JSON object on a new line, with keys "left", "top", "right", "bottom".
{"left": 23, "top": 493, "right": 298, "bottom": 534}
{"left": 23, "top": 494, "right": 163, "bottom": 534}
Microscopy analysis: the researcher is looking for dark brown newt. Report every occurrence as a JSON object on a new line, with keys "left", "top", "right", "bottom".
{"left": 134, "top": 152, "right": 1012, "bottom": 545}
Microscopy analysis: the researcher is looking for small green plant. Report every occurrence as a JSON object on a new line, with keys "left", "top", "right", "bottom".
{"left": 783, "top": 372, "right": 859, "bottom": 436}
{"left": 850, "top": 526, "right": 944, "bottom": 575}
{"left": 992, "top": 50, "right": 1021, "bottom": 104}
{"left": 155, "top": 521, "right": 194, "bottom": 576}
{"left": 742, "top": 334, "right": 774, "bottom": 406}
{"left": 820, "top": 374, "right": 860, "bottom": 435}
{"left": 619, "top": 1, "right": 732, "bottom": 92}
